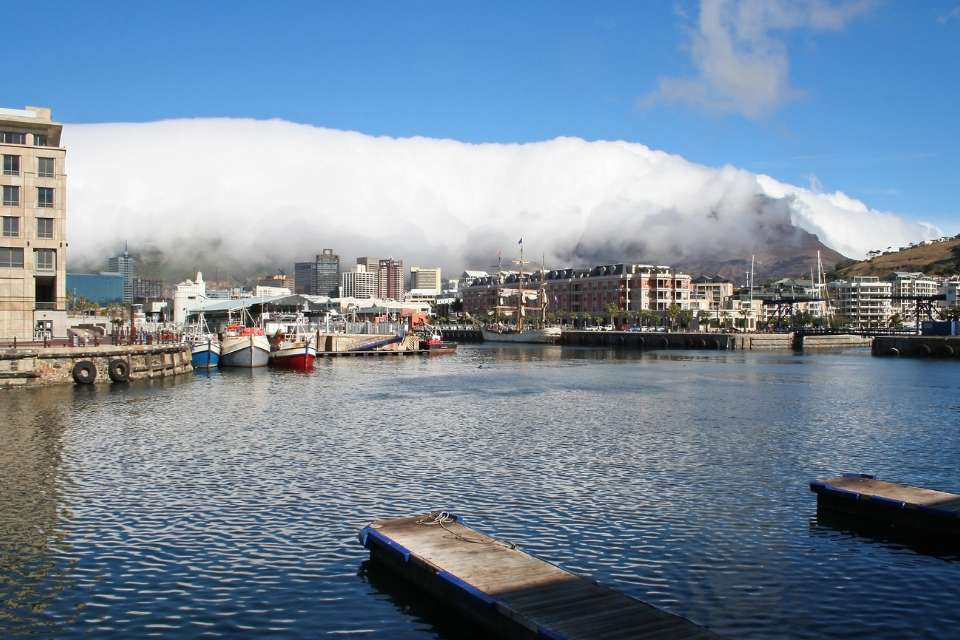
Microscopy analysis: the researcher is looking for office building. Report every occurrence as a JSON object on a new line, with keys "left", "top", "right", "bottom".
{"left": 0, "top": 106, "right": 67, "bottom": 340}
{"left": 106, "top": 246, "right": 136, "bottom": 303}
{"left": 66, "top": 272, "right": 124, "bottom": 305}
{"left": 295, "top": 249, "right": 340, "bottom": 296}
{"left": 410, "top": 266, "right": 442, "bottom": 294}
{"left": 341, "top": 264, "right": 377, "bottom": 299}
{"left": 133, "top": 277, "right": 163, "bottom": 301}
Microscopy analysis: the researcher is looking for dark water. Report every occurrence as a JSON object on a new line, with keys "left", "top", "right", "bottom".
{"left": 2, "top": 345, "right": 960, "bottom": 638}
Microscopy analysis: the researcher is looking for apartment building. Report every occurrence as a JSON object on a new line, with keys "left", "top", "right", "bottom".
{"left": 828, "top": 276, "right": 893, "bottom": 329}
{"left": 692, "top": 278, "right": 735, "bottom": 312}
{"left": 888, "top": 272, "right": 938, "bottom": 317}
{"left": 462, "top": 263, "right": 691, "bottom": 319}
{"left": 377, "top": 258, "right": 405, "bottom": 300}
{"left": 0, "top": 106, "right": 67, "bottom": 340}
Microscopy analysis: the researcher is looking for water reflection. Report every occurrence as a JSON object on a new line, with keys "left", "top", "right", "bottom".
{"left": 0, "top": 387, "right": 76, "bottom": 634}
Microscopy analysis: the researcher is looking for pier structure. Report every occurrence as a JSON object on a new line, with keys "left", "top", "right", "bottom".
{"left": 359, "top": 513, "right": 720, "bottom": 639}
{"left": 0, "top": 343, "right": 192, "bottom": 388}
{"left": 873, "top": 335, "right": 960, "bottom": 358}
{"left": 811, "top": 475, "right": 960, "bottom": 536}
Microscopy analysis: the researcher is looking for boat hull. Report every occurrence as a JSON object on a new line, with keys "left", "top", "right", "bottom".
{"left": 481, "top": 327, "right": 562, "bottom": 344}
{"left": 221, "top": 335, "right": 270, "bottom": 368}
{"left": 191, "top": 342, "right": 221, "bottom": 368}
{"left": 270, "top": 344, "right": 318, "bottom": 371}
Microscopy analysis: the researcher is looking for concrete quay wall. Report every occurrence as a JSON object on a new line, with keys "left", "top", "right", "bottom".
{"left": 562, "top": 331, "right": 736, "bottom": 350}
{"left": 873, "top": 336, "right": 960, "bottom": 359}
{"left": 0, "top": 344, "right": 192, "bottom": 389}
{"left": 734, "top": 333, "right": 794, "bottom": 350}
{"left": 801, "top": 335, "right": 873, "bottom": 350}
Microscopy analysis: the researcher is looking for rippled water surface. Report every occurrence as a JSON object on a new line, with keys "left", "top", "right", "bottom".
{"left": 2, "top": 345, "right": 960, "bottom": 638}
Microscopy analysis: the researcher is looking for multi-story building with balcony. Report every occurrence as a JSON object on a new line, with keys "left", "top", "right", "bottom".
{"left": 462, "top": 263, "right": 691, "bottom": 320}
{"left": 828, "top": 276, "right": 893, "bottom": 329}
{"left": 887, "top": 271, "right": 939, "bottom": 319}
{"left": 0, "top": 106, "right": 67, "bottom": 340}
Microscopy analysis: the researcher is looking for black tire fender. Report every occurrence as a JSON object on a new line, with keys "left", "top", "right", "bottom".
{"left": 108, "top": 359, "right": 130, "bottom": 383}
{"left": 72, "top": 360, "right": 97, "bottom": 385}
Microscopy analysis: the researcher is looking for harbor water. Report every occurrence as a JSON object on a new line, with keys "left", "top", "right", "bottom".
{"left": 2, "top": 345, "right": 959, "bottom": 638}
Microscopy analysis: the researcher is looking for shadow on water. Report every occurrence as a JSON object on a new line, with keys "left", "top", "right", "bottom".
{"left": 811, "top": 507, "right": 960, "bottom": 561}
{"left": 357, "top": 561, "right": 487, "bottom": 640}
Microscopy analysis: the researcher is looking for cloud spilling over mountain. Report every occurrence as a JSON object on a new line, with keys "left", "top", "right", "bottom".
{"left": 64, "top": 118, "right": 937, "bottom": 279}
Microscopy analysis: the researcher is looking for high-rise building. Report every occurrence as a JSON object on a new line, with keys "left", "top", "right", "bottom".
{"left": 106, "top": 246, "right": 136, "bottom": 303}
{"left": 295, "top": 249, "right": 340, "bottom": 296}
{"left": 356, "top": 256, "right": 380, "bottom": 274}
{"left": 410, "top": 266, "right": 442, "bottom": 294}
{"left": 340, "top": 264, "right": 377, "bottom": 299}
{"left": 0, "top": 106, "right": 67, "bottom": 340}
{"left": 828, "top": 276, "right": 893, "bottom": 330}
{"left": 377, "top": 258, "right": 405, "bottom": 300}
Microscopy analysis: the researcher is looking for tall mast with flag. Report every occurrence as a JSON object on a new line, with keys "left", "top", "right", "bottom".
{"left": 512, "top": 238, "right": 529, "bottom": 330}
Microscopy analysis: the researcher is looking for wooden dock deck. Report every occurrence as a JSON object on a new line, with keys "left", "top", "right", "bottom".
{"left": 359, "top": 513, "right": 720, "bottom": 639}
{"left": 811, "top": 474, "right": 960, "bottom": 535}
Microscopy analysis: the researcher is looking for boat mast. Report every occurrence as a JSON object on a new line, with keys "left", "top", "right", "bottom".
{"left": 512, "top": 239, "right": 529, "bottom": 331}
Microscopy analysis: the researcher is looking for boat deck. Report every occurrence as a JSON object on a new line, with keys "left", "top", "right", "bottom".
{"left": 359, "top": 513, "right": 720, "bottom": 639}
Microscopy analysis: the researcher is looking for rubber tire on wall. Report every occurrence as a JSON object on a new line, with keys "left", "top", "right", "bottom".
{"left": 72, "top": 360, "right": 97, "bottom": 385}
{"left": 108, "top": 359, "right": 130, "bottom": 383}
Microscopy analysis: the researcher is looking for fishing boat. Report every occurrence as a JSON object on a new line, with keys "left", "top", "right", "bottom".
{"left": 221, "top": 308, "right": 270, "bottom": 368}
{"left": 421, "top": 331, "right": 457, "bottom": 354}
{"left": 268, "top": 315, "right": 317, "bottom": 371}
{"left": 185, "top": 311, "right": 221, "bottom": 368}
{"left": 482, "top": 243, "right": 562, "bottom": 344}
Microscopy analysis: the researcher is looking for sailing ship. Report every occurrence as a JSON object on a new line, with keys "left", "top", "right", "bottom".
{"left": 481, "top": 243, "right": 562, "bottom": 344}
{"left": 185, "top": 311, "right": 221, "bottom": 369}
{"left": 220, "top": 308, "right": 270, "bottom": 368}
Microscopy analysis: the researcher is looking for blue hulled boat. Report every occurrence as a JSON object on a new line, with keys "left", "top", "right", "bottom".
{"left": 185, "top": 312, "right": 221, "bottom": 369}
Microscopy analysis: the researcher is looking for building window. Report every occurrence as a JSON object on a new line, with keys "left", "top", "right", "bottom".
{"left": 0, "top": 247, "right": 24, "bottom": 268}
{"left": 34, "top": 248, "right": 55, "bottom": 271}
{"left": 37, "top": 217, "right": 53, "bottom": 239}
{"left": 2, "top": 185, "right": 19, "bottom": 206}
{"left": 2, "top": 154, "right": 19, "bottom": 176}
{"left": 38, "top": 157, "right": 55, "bottom": 178}
{"left": 34, "top": 134, "right": 48, "bottom": 147}
{"left": 0, "top": 131, "right": 26, "bottom": 145}
{"left": 37, "top": 187, "right": 54, "bottom": 208}
{"left": 2, "top": 216, "right": 19, "bottom": 237}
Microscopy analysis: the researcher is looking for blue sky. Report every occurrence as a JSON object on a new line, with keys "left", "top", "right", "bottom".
{"left": 6, "top": 0, "right": 959, "bottom": 232}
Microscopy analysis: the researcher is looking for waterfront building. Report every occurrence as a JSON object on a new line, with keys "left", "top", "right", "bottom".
{"left": 887, "top": 272, "right": 938, "bottom": 317}
{"left": 66, "top": 272, "right": 124, "bottom": 305}
{"left": 340, "top": 264, "right": 377, "bottom": 299}
{"left": 828, "top": 276, "right": 893, "bottom": 329}
{"left": 410, "top": 266, "right": 442, "bottom": 294}
{"left": 942, "top": 277, "right": 960, "bottom": 309}
{"left": 692, "top": 278, "right": 734, "bottom": 312}
{"left": 0, "top": 106, "right": 67, "bottom": 340}
{"left": 378, "top": 258, "right": 405, "bottom": 300}
{"left": 106, "top": 247, "right": 137, "bottom": 303}
{"left": 462, "top": 263, "right": 691, "bottom": 321}
{"left": 295, "top": 249, "right": 340, "bottom": 296}
{"left": 173, "top": 272, "right": 206, "bottom": 325}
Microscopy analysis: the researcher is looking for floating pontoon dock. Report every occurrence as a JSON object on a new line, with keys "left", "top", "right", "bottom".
{"left": 811, "top": 474, "right": 960, "bottom": 535}
{"left": 359, "top": 513, "right": 719, "bottom": 639}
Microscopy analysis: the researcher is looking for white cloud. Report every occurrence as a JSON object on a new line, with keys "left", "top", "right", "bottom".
{"left": 63, "top": 118, "right": 936, "bottom": 277}
{"left": 938, "top": 6, "right": 960, "bottom": 23}
{"left": 642, "top": 0, "right": 875, "bottom": 118}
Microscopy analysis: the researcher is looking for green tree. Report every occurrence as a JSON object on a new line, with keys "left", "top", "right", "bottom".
{"left": 604, "top": 303, "right": 620, "bottom": 327}
{"left": 666, "top": 304, "right": 681, "bottom": 331}
{"left": 888, "top": 313, "right": 902, "bottom": 329}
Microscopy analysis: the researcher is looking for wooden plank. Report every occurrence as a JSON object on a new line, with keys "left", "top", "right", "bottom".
{"left": 359, "top": 512, "right": 720, "bottom": 640}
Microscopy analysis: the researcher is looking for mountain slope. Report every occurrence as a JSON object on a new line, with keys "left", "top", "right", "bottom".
{"left": 832, "top": 237, "right": 960, "bottom": 278}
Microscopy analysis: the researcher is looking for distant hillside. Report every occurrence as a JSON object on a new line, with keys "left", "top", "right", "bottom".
{"left": 673, "top": 222, "right": 848, "bottom": 283}
{"left": 832, "top": 237, "right": 960, "bottom": 278}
